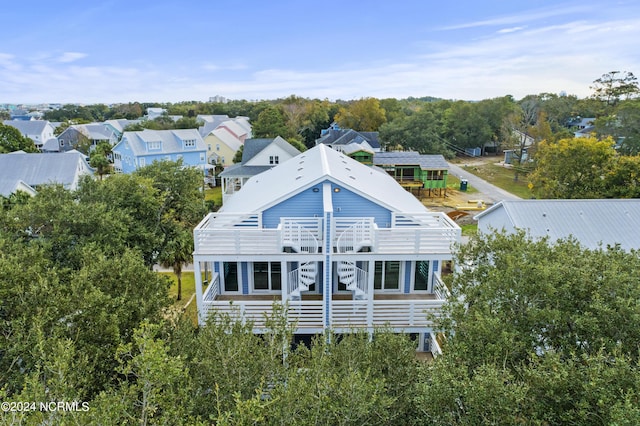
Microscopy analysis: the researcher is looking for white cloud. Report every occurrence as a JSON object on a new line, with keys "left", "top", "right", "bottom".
{"left": 58, "top": 52, "right": 87, "bottom": 63}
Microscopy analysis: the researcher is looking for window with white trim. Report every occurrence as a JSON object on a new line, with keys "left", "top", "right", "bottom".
{"left": 252, "top": 262, "right": 282, "bottom": 292}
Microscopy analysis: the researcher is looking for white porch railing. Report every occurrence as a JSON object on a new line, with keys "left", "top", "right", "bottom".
{"left": 201, "top": 299, "right": 324, "bottom": 332}
{"left": 432, "top": 274, "right": 450, "bottom": 300}
{"left": 201, "top": 297, "right": 445, "bottom": 333}
{"left": 203, "top": 272, "right": 221, "bottom": 302}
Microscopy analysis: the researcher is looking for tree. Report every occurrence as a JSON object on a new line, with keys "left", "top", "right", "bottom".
{"left": 0, "top": 123, "right": 38, "bottom": 153}
{"left": 135, "top": 160, "right": 207, "bottom": 300}
{"left": 591, "top": 71, "right": 639, "bottom": 109}
{"left": 253, "top": 105, "right": 289, "bottom": 138}
{"left": 443, "top": 101, "right": 492, "bottom": 151}
{"left": 89, "top": 141, "right": 113, "bottom": 180}
{"left": 379, "top": 102, "right": 453, "bottom": 157}
{"left": 334, "top": 97, "right": 387, "bottom": 131}
{"left": 425, "top": 231, "right": 640, "bottom": 424}
{"left": 604, "top": 154, "right": 640, "bottom": 198}
{"left": 529, "top": 136, "right": 616, "bottom": 198}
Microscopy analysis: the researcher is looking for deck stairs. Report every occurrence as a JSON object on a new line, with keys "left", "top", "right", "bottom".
{"left": 336, "top": 220, "right": 372, "bottom": 300}
{"left": 285, "top": 222, "right": 319, "bottom": 300}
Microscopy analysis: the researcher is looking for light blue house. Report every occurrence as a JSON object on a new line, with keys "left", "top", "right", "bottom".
{"left": 193, "top": 144, "right": 460, "bottom": 352}
{"left": 112, "top": 129, "right": 207, "bottom": 174}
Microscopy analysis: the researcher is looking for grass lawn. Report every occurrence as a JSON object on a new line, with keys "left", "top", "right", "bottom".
{"left": 161, "top": 271, "right": 196, "bottom": 305}
{"left": 446, "top": 174, "right": 479, "bottom": 194}
{"left": 204, "top": 186, "right": 222, "bottom": 210}
{"left": 460, "top": 223, "right": 478, "bottom": 236}
{"left": 462, "top": 163, "right": 533, "bottom": 199}
{"left": 161, "top": 271, "right": 204, "bottom": 325}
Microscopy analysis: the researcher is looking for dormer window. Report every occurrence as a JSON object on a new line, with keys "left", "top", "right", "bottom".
{"left": 147, "top": 141, "right": 161, "bottom": 150}
{"left": 269, "top": 155, "right": 279, "bottom": 165}
{"left": 184, "top": 139, "right": 196, "bottom": 148}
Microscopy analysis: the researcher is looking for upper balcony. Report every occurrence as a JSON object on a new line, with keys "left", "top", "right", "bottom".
{"left": 193, "top": 212, "right": 460, "bottom": 257}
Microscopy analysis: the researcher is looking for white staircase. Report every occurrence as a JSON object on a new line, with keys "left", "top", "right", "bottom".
{"left": 285, "top": 222, "right": 319, "bottom": 300}
{"left": 337, "top": 260, "right": 366, "bottom": 300}
{"left": 336, "top": 220, "right": 372, "bottom": 300}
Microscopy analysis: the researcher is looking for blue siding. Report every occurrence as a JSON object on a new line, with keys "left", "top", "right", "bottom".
{"left": 263, "top": 184, "right": 324, "bottom": 228}
{"left": 331, "top": 184, "right": 392, "bottom": 227}
{"left": 262, "top": 180, "right": 392, "bottom": 228}
{"left": 404, "top": 261, "right": 412, "bottom": 293}
{"left": 241, "top": 262, "right": 249, "bottom": 294}
{"left": 214, "top": 262, "right": 220, "bottom": 274}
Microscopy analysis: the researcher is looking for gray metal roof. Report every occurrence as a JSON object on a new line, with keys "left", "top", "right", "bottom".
{"left": 475, "top": 199, "right": 640, "bottom": 251}
{"left": 3, "top": 119, "right": 50, "bottom": 135}
{"left": 316, "top": 129, "right": 381, "bottom": 149}
{"left": 219, "top": 164, "right": 272, "bottom": 178}
{"left": 0, "top": 152, "right": 93, "bottom": 189}
{"left": 373, "top": 151, "right": 449, "bottom": 170}
{"left": 242, "top": 136, "right": 300, "bottom": 162}
{"left": 120, "top": 129, "right": 206, "bottom": 156}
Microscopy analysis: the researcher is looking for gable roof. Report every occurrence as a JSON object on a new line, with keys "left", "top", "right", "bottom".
{"left": 118, "top": 129, "right": 206, "bottom": 156}
{"left": 315, "top": 129, "right": 381, "bottom": 149}
{"left": 220, "top": 137, "right": 301, "bottom": 179}
{"left": 221, "top": 144, "right": 428, "bottom": 214}
{"left": 0, "top": 152, "right": 93, "bottom": 190}
{"left": 3, "top": 119, "right": 51, "bottom": 135}
{"left": 211, "top": 127, "right": 242, "bottom": 152}
{"left": 0, "top": 179, "right": 36, "bottom": 197}
{"left": 474, "top": 199, "right": 640, "bottom": 251}
{"left": 241, "top": 136, "right": 300, "bottom": 162}
{"left": 373, "top": 151, "right": 449, "bottom": 170}
{"left": 218, "top": 120, "right": 249, "bottom": 138}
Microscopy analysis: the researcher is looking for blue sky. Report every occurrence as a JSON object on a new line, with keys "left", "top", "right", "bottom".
{"left": 2, "top": 0, "right": 639, "bottom": 104}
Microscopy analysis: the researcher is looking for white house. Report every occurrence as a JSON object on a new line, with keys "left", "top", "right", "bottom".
{"left": 192, "top": 144, "right": 461, "bottom": 351}
{"left": 3, "top": 120, "right": 57, "bottom": 150}
{"left": 0, "top": 151, "right": 94, "bottom": 191}
{"left": 219, "top": 136, "right": 300, "bottom": 203}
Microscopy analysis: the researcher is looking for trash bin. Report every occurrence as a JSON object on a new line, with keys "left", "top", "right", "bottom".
{"left": 460, "top": 179, "right": 468, "bottom": 191}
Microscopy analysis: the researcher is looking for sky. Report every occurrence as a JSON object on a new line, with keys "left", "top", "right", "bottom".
{"left": 2, "top": 0, "right": 640, "bottom": 104}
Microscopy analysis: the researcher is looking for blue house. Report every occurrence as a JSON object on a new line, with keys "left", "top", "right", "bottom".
{"left": 192, "top": 144, "right": 460, "bottom": 352}
{"left": 112, "top": 129, "right": 207, "bottom": 174}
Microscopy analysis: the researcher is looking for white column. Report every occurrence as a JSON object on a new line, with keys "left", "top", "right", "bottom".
{"left": 194, "top": 258, "right": 205, "bottom": 326}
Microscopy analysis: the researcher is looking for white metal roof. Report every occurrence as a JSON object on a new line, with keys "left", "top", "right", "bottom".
{"left": 475, "top": 199, "right": 640, "bottom": 251}
{"left": 221, "top": 144, "right": 430, "bottom": 214}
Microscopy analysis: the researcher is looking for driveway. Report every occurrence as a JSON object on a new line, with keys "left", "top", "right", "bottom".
{"left": 447, "top": 162, "right": 522, "bottom": 205}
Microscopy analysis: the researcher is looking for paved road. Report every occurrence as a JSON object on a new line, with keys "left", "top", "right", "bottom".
{"left": 447, "top": 162, "right": 522, "bottom": 205}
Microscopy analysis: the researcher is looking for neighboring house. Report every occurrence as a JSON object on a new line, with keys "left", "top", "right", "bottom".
{"left": 55, "top": 124, "right": 118, "bottom": 153}
{"left": 202, "top": 126, "right": 243, "bottom": 168}
{"left": 192, "top": 144, "right": 461, "bottom": 351}
{"left": 198, "top": 116, "right": 253, "bottom": 168}
{"left": 217, "top": 119, "right": 250, "bottom": 143}
{"left": 315, "top": 128, "right": 381, "bottom": 152}
{"left": 474, "top": 199, "right": 640, "bottom": 252}
{"left": 196, "top": 114, "right": 230, "bottom": 127}
{"left": 145, "top": 107, "right": 167, "bottom": 120}
{"left": 3, "top": 120, "right": 57, "bottom": 150}
{"left": 373, "top": 151, "right": 449, "bottom": 196}
{"left": 0, "top": 151, "right": 94, "bottom": 191}
{"left": 104, "top": 119, "right": 142, "bottom": 140}
{"left": 0, "top": 179, "right": 37, "bottom": 197}
{"left": 112, "top": 128, "right": 207, "bottom": 174}
{"left": 219, "top": 136, "right": 301, "bottom": 203}
{"left": 503, "top": 129, "right": 535, "bottom": 164}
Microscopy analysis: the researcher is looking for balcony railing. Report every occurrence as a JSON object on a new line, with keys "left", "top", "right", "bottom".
{"left": 194, "top": 213, "right": 460, "bottom": 256}
{"left": 201, "top": 295, "right": 446, "bottom": 333}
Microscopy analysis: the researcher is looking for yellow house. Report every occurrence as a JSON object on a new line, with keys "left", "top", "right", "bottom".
{"left": 203, "top": 127, "right": 243, "bottom": 168}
